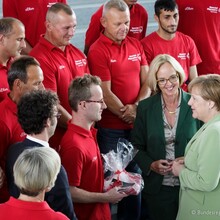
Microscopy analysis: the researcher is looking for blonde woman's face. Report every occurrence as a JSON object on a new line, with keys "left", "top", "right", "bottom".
{"left": 156, "top": 62, "right": 179, "bottom": 97}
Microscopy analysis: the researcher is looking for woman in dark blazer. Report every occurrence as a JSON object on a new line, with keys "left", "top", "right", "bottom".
{"left": 131, "top": 54, "right": 201, "bottom": 220}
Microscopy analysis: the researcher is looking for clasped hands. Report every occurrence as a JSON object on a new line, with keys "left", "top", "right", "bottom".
{"left": 150, "top": 157, "right": 185, "bottom": 176}
{"left": 120, "top": 104, "right": 137, "bottom": 124}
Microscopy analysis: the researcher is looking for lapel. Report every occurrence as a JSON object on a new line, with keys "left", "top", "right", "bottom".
{"left": 176, "top": 90, "right": 190, "bottom": 139}
{"left": 151, "top": 93, "right": 166, "bottom": 146}
{"left": 184, "top": 114, "right": 220, "bottom": 155}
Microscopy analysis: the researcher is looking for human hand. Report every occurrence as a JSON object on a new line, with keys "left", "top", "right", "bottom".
{"left": 150, "top": 159, "right": 173, "bottom": 175}
{"left": 120, "top": 104, "right": 137, "bottom": 124}
{"left": 172, "top": 160, "right": 185, "bottom": 176}
{"left": 105, "top": 187, "right": 128, "bottom": 204}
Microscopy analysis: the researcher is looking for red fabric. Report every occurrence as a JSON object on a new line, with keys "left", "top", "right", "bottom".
{"left": 0, "top": 197, "right": 68, "bottom": 219}
{"left": 85, "top": 3, "right": 148, "bottom": 50}
{"left": 141, "top": 31, "right": 202, "bottom": 82}
{"left": 104, "top": 169, "right": 143, "bottom": 195}
{"left": 60, "top": 123, "right": 111, "bottom": 220}
{"left": 176, "top": 0, "right": 220, "bottom": 75}
{"left": 30, "top": 36, "right": 89, "bottom": 149}
{"left": 0, "top": 59, "right": 11, "bottom": 103}
{"left": 3, "top": 0, "right": 67, "bottom": 47}
{"left": 0, "top": 96, "right": 26, "bottom": 202}
{"left": 88, "top": 34, "right": 147, "bottom": 129}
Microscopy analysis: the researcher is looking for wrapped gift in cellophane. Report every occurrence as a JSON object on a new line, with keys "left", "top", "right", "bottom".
{"left": 102, "top": 138, "right": 144, "bottom": 195}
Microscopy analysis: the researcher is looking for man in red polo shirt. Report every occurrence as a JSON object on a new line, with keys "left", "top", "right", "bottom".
{"left": 84, "top": 0, "right": 148, "bottom": 55}
{"left": 3, "top": 0, "right": 67, "bottom": 55}
{"left": 87, "top": 1, "right": 150, "bottom": 219}
{"left": 141, "top": 0, "right": 201, "bottom": 91}
{"left": 0, "top": 17, "right": 26, "bottom": 102}
{"left": 0, "top": 56, "right": 44, "bottom": 203}
{"left": 176, "top": 0, "right": 220, "bottom": 76}
{"left": 60, "top": 74, "right": 126, "bottom": 220}
{"left": 30, "top": 3, "right": 89, "bottom": 151}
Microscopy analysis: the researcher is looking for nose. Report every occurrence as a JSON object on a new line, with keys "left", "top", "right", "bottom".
{"left": 39, "top": 83, "right": 45, "bottom": 90}
{"left": 68, "top": 27, "right": 76, "bottom": 36}
{"left": 102, "top": 101, "right": 107, "bottom": 110}
{"left": 188, "top": 97, "right": 192, "bottom": 106}
{"left": 21, "top": 39, "right": 26, "bottom": 48}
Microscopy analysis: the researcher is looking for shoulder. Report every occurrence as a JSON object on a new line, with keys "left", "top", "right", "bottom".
{"left": 138, "top": 94, "right": 161, "bottom": 111}
{"left": 134, "top": 3, "right": 148, "bottom": 14}
{"left": 176, "top": 31, "right": 196, "bottom": 43}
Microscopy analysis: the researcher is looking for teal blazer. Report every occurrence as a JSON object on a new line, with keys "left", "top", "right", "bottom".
{"left": 177, "top": 114, "right": 220, "bottom": 220}
{"left": 131, "top": 90, "right": 201, "bottom": 195}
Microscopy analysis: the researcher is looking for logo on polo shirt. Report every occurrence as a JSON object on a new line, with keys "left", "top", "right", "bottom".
{"left": 207, "top": 6, "right": 220, "bottom": 13}
{"left": 184, "top": 7, "right": 194, "bottom": 11}
{"left": 47, "top": 3, "right": 57, "bottom": 8}
{"left": 75, "top": 59, "right": 87, "bottom": 67}
{"left": 178, "top": 53, "right": 190, "bottom": 60}
{"left": 0, "top": 88, "right": 8, "bottom": 93}
{"left": 59, "top": 65, "right": 65, "bottom": 70}
{"left": 110, "top": 59, "right": 117, "bottom": 63}
{"left": 128, "top": 53, "right": 141, "bottom": 62}
{"left": 20, "top": 132, "right": 26, "bottom": 138}
{"left": 92, "top": 156, "right": 97, "bottom": 162}
{"left": 130, "top": 26, "right": 143, "bottom": 34}
{"left": 25, "top": 7, "right": 34, "bottom": 12}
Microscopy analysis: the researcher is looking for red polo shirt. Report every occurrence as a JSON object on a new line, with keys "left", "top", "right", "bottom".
{"left": 60, "top": 123, "right": 111, "bottom": 220}
{"left": 88, "top": 34, "right": 148, "bottom": 129}
{"left": 85, "top": 3, "right": 148, "bottom": 52}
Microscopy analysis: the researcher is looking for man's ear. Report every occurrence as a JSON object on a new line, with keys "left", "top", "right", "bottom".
{"left": 45, "top": 20, "right": 53, "bottom": 32}
{"left": 154, "top": 14, "right": 159, "bottom": 23}
{"left": 46, "top": 118, "right": 51, "bottom": 128}
{"left": 0, "top": 34, "right": 4, "bottom": 45}
{"left": 100, "top": 16, "right": 106, "bottom": 28}
{"left": 13, "top": 78, "right": 23, "bottom": 91}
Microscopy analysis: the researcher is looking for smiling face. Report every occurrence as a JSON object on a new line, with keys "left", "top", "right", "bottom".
{"left": 2, "top": 22, "right": 26, "bottom": 57}
{"left": 101, "top": 7, "right": 130, "bottom": 44}
{"left": 188, "top": 86, "right": 211, "bottom": 122}
{"left": 156, "top": 62, "right": 180, "bottom": 97}
{"left": 85, "top": 85, "right": 107, "bottom": 123}
{"left": 46, "top": 10, "right": 77, "bottom": 48}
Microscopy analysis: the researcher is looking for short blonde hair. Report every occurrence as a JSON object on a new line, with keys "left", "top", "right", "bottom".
{"left": 188, "top": 74, "right": 220, "bottom": 111}
{"left": 14, "top": 147, "right": 61, "bottom": 196}
{"left": 148, "top": 54, "right": 185, "bottom": 93}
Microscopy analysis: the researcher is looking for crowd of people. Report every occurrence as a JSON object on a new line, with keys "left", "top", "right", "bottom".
{"left": 0, "top": 0, "right": 220, "bottom": 220}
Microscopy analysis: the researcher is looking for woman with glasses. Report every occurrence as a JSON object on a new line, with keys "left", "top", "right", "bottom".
{"left": 131, "top": 54, "right": 202, "bottom": 220}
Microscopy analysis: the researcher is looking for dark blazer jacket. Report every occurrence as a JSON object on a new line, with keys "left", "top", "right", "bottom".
{"left": 131, "top": 90, "right": 202, "bottom": 195}
{"left": 6, "top": 138, "right": 77, "bottom": 220}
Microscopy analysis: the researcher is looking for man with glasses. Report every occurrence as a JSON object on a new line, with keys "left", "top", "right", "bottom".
{"left": 60, "top": 74, "right": 127, "bottom": 220}
{"left": 6, "top": 89, "right": 76, "bottom": 220}
{"left": 87, "top": 1, "right": 150, "bottom": 219}
{"left": 141, "top": 0, "right": 201, "bottom": 91}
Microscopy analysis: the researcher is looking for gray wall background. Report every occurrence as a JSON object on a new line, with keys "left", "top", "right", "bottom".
{"left": 0, "top": 0, "right": 157, "bottom": 51}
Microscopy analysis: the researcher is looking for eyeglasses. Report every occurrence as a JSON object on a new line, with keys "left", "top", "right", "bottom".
{"left": 157, "top": 74, "right": 179, "bottom": 86}
{"left": 54, "top": 113, "right": 62, "bottom": 119}
{"left": 85, "top": 99, "right": 105, "bottom": 104}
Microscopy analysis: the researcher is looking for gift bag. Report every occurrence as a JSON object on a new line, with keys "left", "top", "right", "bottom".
{"left": 102, "top": 138, "right": 144, "bottom": 195}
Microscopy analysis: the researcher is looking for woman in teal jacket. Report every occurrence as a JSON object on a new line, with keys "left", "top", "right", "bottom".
{"left": 131, "top": 54, "right": 201, "bottom": 220}
{"left": 173, "top": 74, "right": 220, "bottom": 220}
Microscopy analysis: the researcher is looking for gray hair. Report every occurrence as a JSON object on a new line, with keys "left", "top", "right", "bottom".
{"left": 14, "top": 147, "right": 61, "bottom": 197}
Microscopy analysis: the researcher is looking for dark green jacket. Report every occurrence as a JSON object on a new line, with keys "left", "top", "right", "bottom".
{"left": 131, "top": 90, "right": 202, "bottom": 195}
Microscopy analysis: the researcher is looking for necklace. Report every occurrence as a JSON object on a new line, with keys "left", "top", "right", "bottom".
{"left": 165, "top": 106, "right": 176, "bottom": 114}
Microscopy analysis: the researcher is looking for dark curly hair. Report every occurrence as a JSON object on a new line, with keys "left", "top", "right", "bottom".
{"left": 17, "top": 90, "right": 59, "bottom": 135}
